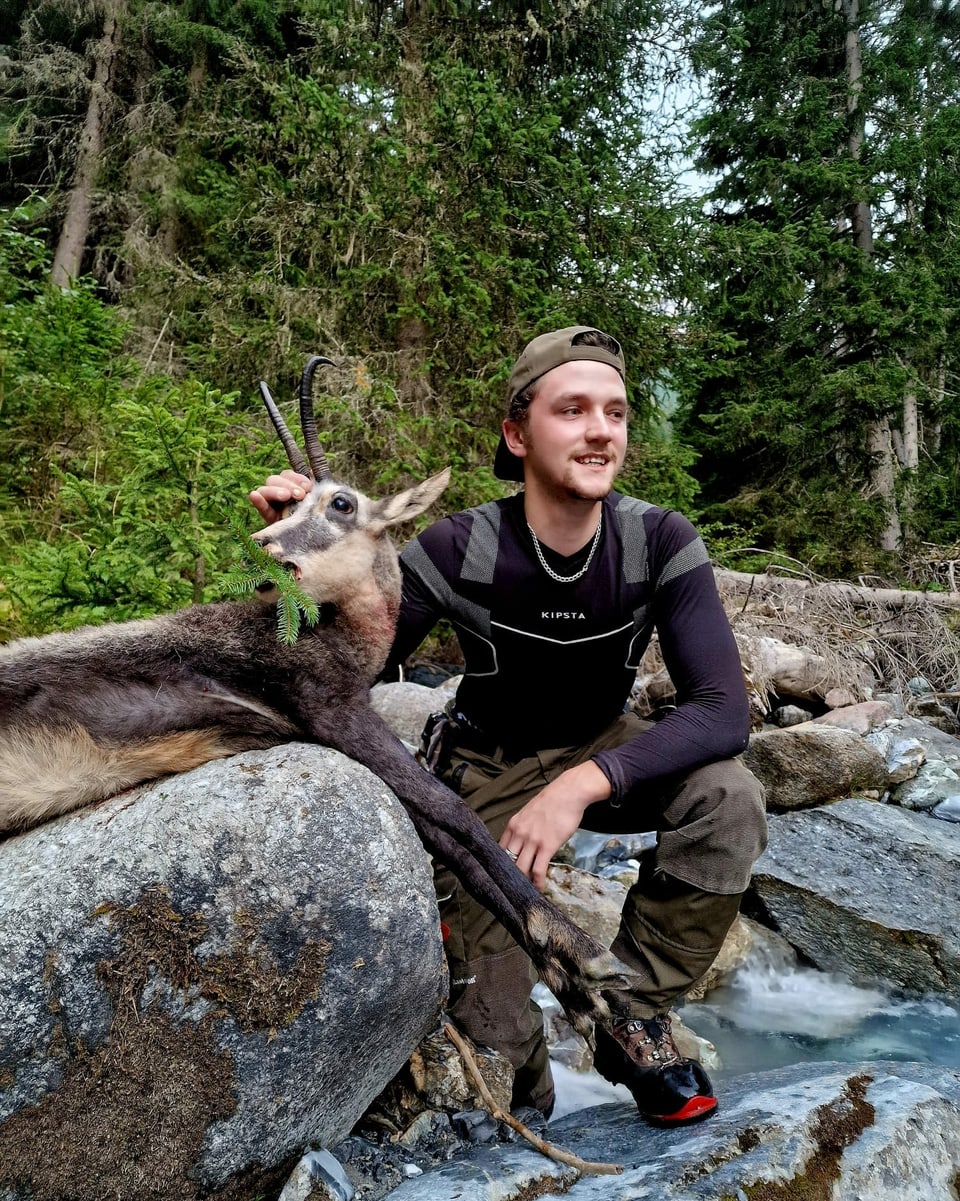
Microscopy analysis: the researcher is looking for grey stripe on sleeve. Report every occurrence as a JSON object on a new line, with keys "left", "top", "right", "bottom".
{"left": 461, "top": 501, "right": 502, "bottom": 585}
{"left": 656, "top": 536, "right": 711, "bottom": 589}
{"left": 404, "top": 538, "right": 493, "bottom": 637}
{"left": 614, "top": 495, "right": 654, "bottom": 584}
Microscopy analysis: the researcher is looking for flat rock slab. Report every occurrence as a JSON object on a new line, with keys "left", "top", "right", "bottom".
{"left": 381, "top": 1061, "right": 960, "bottom": 1201}
{"left": 0, "top": 745, "right": 446, "bottom": 1201}
{"left": 750, "top": 798, "right": 960, "bottom": 994}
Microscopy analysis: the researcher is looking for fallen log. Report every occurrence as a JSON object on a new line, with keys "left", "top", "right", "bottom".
{"left": 715, "top": 568, "right": 960, "bottom": 613}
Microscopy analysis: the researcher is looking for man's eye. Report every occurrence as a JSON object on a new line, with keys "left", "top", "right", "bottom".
{"left": 331, "top": 495, "right": 355, "bottom": 514}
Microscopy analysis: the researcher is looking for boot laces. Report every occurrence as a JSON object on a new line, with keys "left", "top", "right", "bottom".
{"left": 613, "top": 1013, "right": 683, "bottom": 1069}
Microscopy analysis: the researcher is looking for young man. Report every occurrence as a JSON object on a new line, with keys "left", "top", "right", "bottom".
{"left": 251, "top": 326, "right": 767, "bottom": 1126}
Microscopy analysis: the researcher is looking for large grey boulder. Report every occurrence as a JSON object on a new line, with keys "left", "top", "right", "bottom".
{"left": 379, "top": 1061, "right": 960, "bottom": 1201}
{"left": 743, "top": 725, "right": 888, "bottom": 809}
{"left": 0, "top": 745, "right": 446, "bottom": 1201}
{"left": 749, "top": 798, "right": 960, "bottom": 994}
{"left": 370, "top": 682, "right": 445, "bottom": 748}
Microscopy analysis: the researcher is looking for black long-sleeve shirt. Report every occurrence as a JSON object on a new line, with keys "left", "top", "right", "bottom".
{"left": 385, "top": 491, "right": 749, "bottom": 804}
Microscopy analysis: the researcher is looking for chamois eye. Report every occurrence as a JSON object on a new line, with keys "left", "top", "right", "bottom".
{"left": 331, "top": 494, "right": 355, "bottom": 515}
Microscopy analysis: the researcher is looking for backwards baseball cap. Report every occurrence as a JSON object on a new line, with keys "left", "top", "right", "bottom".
{"left": 493, "top": 326, "right": 626, "bottom": 482}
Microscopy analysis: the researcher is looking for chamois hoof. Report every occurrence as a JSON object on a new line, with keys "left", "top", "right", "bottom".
{"left": 539, "top": 947, "right": 638, "bottom": 1040}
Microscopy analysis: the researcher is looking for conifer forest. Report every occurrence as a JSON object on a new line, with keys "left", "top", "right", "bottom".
{"left": 1, "top": 0, "right": 959, "bottom": 639}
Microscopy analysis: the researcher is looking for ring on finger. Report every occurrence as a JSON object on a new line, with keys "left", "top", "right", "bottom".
{"left": 505, "top": 848, "right": 519, "bottom": 861}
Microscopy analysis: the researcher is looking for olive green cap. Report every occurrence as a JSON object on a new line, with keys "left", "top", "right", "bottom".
{"left": 494, "top": 326, "right": 626, "bottom": 482}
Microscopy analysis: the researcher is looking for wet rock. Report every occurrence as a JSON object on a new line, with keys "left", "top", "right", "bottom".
{"left": 932, "top": 796, "right": 960, "bottom": 823}
{"left": 743, "top": 725, "right": 888, "bottom": 810}
{"left": 750, "top": 798, "right": 960, "bottom": 994}
{"left": 0, "top": 746, "right": 445, "bottom": 1200}
{"left": 377, "top": 1061, "right": 960, "bottom": 1201}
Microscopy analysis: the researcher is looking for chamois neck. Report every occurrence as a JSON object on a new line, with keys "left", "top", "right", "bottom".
{"left": 334, "top": 580, "right": 399, "bottom": 680}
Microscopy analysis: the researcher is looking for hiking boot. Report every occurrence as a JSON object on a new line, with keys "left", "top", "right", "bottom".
{"left": 592, "top": 1013, "right": 717, "bottom": 1125}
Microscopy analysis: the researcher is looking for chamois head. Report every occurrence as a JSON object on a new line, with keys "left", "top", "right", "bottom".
{"left": 252, "top": 356, "right": 450, "bottom": 606}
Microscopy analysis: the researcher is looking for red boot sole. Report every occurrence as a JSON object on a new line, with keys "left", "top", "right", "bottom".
{"left": 648, "top": 1094, "right": 718, "bottom": 1126}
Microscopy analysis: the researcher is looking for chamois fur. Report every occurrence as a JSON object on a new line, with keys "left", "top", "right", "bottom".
{"left": 0, "top": 357, "right": 629, "bottom": 1032}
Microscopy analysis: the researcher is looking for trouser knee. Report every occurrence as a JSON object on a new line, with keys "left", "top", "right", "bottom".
{"left": 607, "top": 867, "right": 744, "bottom": 1018}
{"left": 654, "top": 758, "right": 767, "bottom": 895}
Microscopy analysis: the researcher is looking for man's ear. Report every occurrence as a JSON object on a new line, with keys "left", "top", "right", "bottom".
{"left": 502, "top": 418, "right": 527, "bottom": 459}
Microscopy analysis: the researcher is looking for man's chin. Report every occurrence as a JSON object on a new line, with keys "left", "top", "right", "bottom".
{"left": 565, "top": 468, "right": 617, "bottom": 501}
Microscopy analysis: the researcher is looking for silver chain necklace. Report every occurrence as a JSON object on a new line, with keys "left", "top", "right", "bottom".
{"left": 526, "top": 511, "right": 603, "bottom": 583}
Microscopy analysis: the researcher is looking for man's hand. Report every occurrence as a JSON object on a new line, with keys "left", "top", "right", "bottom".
{"left": 500, "top": 760, "right": 612, "bottom": 891}
{"left": 249, "top": 470, "right": 313, "bottom": 525}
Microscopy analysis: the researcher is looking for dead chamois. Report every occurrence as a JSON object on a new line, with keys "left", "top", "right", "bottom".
{"left": 0, "top": 356, "right": 629, "bottom": 1033}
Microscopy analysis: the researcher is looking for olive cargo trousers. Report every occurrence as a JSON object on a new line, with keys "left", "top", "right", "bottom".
{"left": 433, "top": 713, "right": 767, "bottom": 1115}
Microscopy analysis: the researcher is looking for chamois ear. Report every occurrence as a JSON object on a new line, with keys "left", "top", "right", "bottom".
{"left": 369, "top": 468, "right": 451, "bottom": 531}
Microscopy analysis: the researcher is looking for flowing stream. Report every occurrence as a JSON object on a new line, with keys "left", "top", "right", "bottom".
{"left": 550, "top": 943, "right": 960, "bottom": 1119}
{"left": 552, "top": 831, "right": 960, "bottom": 1118}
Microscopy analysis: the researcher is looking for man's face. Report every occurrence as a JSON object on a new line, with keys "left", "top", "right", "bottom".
{"left": 503, "top": 360, "right": 628, "bottom": 502}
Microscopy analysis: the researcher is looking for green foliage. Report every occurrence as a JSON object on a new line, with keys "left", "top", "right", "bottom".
{"left": 225, "top": 530, "right": 320, "bottom": 645}
{"left": 0, "top": 206, "right": 287, "bottom": 636}
{"left": 677, "top": 0, "right": 960, "bottom": 568}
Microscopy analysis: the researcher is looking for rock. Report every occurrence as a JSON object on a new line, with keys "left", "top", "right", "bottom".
{"left": 865, "top": 729, "right": 926, "bottom": 784}
{"left": 567, "top": 829, "right": 656, "bottom": 875}
{"left": 370, "top": 681, "right": 446, "bottom": 747}
{"left": 813, "top": 699, "right": 895, "bottom": 735}
{"left": 670, "top": 1014, "right": 721, "bottom": 1072}
{"left": 369, "top": 1026, "right": 513, "bottom": 1132}
{"left": 544, "top": 863, "right": 627, "bottom": 950}
{"left": 883, "top": 716, "right": 960, "bottom": 767}
{"left": 823, "top": 685, "right": 861, "bottom": 709}
{"left": 771, "top": 704, "right": 813, "bottom": 727}
{"left": 377, "top": 1061, "right": 960, "bottom": 1201}
{"left": 743, "top": 725, "right": 889, "bottom": 810}
{"left": 737, "top": 634, "right": 836, "bottom": 701}
{"left": 749, "top": 798, "right": 960, "bottom": 994}
{"left": 906, "top": 695, "right": 960, "bottom": 734}
{"left": 685, "top": 914, "right": 756, "bottom": 1000}
{"left": 890, "top": 759, "right": 960, "bottom": 809}
{"left": 0, "top": 746, "right": 446, "bottom": 1201}
{"left": 278, "top": 1150, "right": 355, "bottom": 1201}
{"left": 933, "top": 796, "right": 960, "bottom": 823}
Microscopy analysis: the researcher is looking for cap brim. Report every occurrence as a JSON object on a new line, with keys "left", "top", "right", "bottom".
{"left": 493, "top": 433, "right": 525, "bottom": 482}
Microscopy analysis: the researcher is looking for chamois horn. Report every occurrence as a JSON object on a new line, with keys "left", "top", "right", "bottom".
{"left": 299, "top": 355, "right": 336, "bottom": 481}
{"left": 258, "top": 381, "right": 311, "bottom": 478}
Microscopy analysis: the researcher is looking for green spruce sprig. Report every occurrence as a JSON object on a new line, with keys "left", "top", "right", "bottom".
{"left": 226, "top": 529, "right": 320, "bottom": 645}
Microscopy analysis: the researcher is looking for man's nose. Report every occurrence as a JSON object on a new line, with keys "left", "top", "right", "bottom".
{"left": 585, "top": 410, "right": 613, "bottom": 440}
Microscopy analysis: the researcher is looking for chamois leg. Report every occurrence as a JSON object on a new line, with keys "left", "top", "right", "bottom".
{"left": 325, "top": 708, "right": 635, "bottom": 1035}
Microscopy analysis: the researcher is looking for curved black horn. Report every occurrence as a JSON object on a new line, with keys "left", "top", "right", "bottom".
{"left": 299, "top": 355, "right": 336, "bottom": 480}
{"left": 259, "top": 381, "right": 311, "bottom": 477}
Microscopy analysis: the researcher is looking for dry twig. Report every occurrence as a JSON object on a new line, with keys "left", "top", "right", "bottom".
{"left": 443, "top": 1020, "right": 623, "bottom": 1177}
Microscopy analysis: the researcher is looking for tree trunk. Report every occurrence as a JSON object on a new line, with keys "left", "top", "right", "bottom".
{"left": 843, "top": 0, "right": 901, "bottom": 551}
{"left": 50, "top": 0, "right": 122, "bottom": 288}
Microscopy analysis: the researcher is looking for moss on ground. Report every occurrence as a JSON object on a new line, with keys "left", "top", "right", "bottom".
{"left": 722, "top": 1074, "right": 876, "bottom": 1201}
